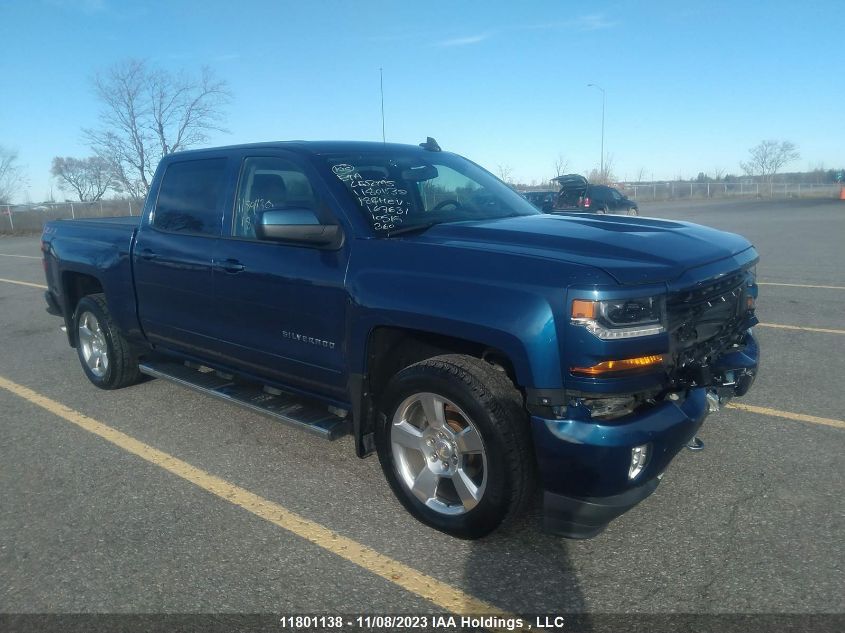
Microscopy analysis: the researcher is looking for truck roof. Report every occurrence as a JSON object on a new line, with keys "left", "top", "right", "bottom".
{"left": 165, "top": 140, "right": 436, "bottom": 159}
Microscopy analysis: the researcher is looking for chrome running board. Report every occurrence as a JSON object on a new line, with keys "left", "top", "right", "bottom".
{"left": 139, "top": 360, "right": 351, "bottom": 440}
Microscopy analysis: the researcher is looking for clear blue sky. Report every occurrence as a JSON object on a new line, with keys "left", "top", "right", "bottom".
{"left": 1, "top": 0, "right": 842, "bottom": 202}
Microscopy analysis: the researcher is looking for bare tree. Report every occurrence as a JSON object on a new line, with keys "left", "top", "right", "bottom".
{"left": 51, "top": 156, "right": 121, "bottom": 201}
{"left": 740, "top": 140, "right": 800, "bottom": 182}
{"left": 711, "top": 166, "right": 725, "bottom": 180}
{"left": 0, "top": 145, "right": 26, "bottom": 204}
{"left": 587, "top": 154, "right": 616, "bottom": 184}
{"left": 148, "top": 66, "right": 230, "bottom": 155}
{"left": 85, "top": 59, "right": 231, "bottom": 199}
{"left": 635, "top": 167, "right": 648, "bottom": 183}
{"left": 496, "top": 164, "right": 514, "bottom": 183}
{"left": 552, "top": 153, "right": 569, "bottom": 178}
{"left": 586, "top": 168, "right": 605, "bottom": 184}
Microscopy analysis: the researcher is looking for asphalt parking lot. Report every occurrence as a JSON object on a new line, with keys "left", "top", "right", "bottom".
{"left": 0, "top": 198, "right": 843, "bottom": 630}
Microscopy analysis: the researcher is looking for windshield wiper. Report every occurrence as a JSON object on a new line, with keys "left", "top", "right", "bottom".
{"left": 384, "top": 222, "right": 442, "bottom": 237}
{"left": 383, "top": 213, "right": 522, "bottom": 238}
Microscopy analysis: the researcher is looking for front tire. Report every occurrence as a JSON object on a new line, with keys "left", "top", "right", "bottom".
{"left": 627, "top": 207, "right": 638, "bottom": 216}
{"left": 375, "top": 355, "right": 535, "bottom": 538}
{"left": 74, "top": 293, "right": 140, "bottom": 390}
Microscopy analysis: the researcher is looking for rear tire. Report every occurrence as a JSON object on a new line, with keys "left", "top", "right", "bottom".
{"left": 375, "top": 354, "right": 535, "bottom": 539}
{"left": 74, "top": 293, "right": 141, "bottom": 390}
{"left": 596, "top": 206, "right": 608, "bottom": 214}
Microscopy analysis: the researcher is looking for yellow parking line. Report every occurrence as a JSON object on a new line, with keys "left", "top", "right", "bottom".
{"left": 0, "top": 277, "right": 47, "bottom": 289}
{"left": 758, "top": 282, "right": 845, "bottom": 290}
{"left": 0, "top": 375, "right": 518, "bottom": 623}
{"left": 0, "top": 253, "right": 41, "bottom": 259}
{"left": 757, "top": 323, "right": 845, "bottom": 335}
{"left": 727, "top": 402, "right": 845, "bottom": 430}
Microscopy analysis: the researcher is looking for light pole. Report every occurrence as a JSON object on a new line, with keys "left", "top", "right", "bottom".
{"left": 587, "top": 83, "right": 605, "bottom": 178}
{"left": 379, "top": 67, "right": 386, "bottom": 143}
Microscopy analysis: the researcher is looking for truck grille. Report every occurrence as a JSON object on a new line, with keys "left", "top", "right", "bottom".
{"left": 667, "top": 272, "right": 746, "bottom": 364}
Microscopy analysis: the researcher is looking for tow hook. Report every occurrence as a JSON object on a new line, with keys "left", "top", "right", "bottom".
{"left": 687, "top": 390, "right": 727, "bottom": 451}
{"left": 686, "top": 436, "right": 705, "bottom": 451}
{"left": 705, "top": 390, "right": 721, "bottom": 413}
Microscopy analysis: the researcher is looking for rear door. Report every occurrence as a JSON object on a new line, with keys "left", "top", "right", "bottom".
{"left": 210, "top": 151, "right": 350, "bottom": 398}
{"left": 609, "top": 188, "right": 626, "bottom": 212}
{"left": 133, "top": 156, "right": 234, "bottom": 356}
{"left": 590, "top": 186, "right": 610, "bottom": 211}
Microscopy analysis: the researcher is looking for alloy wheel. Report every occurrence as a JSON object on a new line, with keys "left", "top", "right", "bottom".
{"left": 390, "top": 392, "right": 488, "bottom": 516}
{"left": 78, "top": 311, "right": 109, "bottom": 378}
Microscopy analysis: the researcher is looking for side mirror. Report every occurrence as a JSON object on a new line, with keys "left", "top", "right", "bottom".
{"left": 255, "top": 208, "right": 341, "bottom": 246}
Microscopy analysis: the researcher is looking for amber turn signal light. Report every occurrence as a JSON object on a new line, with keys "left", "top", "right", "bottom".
{"left": 571, "top": 299, "right": 597, "bottom": 319}
{"left": 571, "top": 354, "right": 665, "bottom": 377}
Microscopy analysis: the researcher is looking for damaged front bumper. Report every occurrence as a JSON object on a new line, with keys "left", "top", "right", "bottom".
{"left": 706, "top": 329, "right": 759, "bottom": 406}
{"left": 533, "top": 329, "right": 759, "bottom": 539}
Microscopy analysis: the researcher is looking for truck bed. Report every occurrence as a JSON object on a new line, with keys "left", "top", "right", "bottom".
{"left": 53, "top": 215, "right": 141, "bottom": 228}
{"left": 42, "top": 215, "right": 141, "bottom": 342}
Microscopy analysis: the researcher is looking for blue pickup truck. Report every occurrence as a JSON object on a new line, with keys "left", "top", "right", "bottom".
{"left": 41, "top": 139, "right": 760, "bottom": 539}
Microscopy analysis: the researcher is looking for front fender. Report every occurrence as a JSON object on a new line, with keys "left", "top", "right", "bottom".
{"left": 348, "top": 269, "right": 561, "bottom": 389}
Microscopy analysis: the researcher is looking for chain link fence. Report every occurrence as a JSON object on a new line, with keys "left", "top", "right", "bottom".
{"left": 618, "top": 182, "right": 841, "bottom": 202}
{"left": 0, "top": 199, "right": 142, "bottom": 233}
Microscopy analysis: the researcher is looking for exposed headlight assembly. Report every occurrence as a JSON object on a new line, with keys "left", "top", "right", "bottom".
{"left": 745, "top": 265, "right": 758, "bottom": 311}
{"left": 571, "top": 296, "right": 666, "bottom": 339}
{"left": 747, "top": 265, "right": 757, "bottom": 282}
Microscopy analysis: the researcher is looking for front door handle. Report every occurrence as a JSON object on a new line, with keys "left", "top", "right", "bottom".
{"left": 214, "top": 258, "right": 245, "bottom": 274}
{"left": 139, "top": 248, "right": 158, "bottom": 261}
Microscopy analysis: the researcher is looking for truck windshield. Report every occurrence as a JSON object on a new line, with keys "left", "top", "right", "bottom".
{"left": 321, "top": 151, "right": 539, "bottom": 235}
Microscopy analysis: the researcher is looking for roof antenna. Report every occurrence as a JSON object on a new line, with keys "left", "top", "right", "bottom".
{"left": 419, "top": 137, "right": 441, "bottom": 152}
{"left": 379, "top": 67, "right": 386, "bottom": 143}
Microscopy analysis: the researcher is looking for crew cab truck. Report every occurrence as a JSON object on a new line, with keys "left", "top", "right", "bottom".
{"left": 41, "top": 140, "right": 760, "bottom": 539}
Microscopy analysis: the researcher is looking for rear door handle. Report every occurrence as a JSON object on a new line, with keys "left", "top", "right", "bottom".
{"left": 214, "top": 258, "right": 245, "bottom": 274}
{"left": 139, "top": 248, "right": 158, "bottom": 261}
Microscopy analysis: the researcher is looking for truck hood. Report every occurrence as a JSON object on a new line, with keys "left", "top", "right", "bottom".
{"left": 416, "top": 213, "right": 754, "bottom": 285}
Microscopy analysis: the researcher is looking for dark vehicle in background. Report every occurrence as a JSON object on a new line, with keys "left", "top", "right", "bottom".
{"left": 521, "top": 190, "right": 557, "bottom": 212}
{"left": 552, "top": 174, "right": 639, "bottom": 215}
{"left": 40, "top": 140, "right": 760, "bottom": 540}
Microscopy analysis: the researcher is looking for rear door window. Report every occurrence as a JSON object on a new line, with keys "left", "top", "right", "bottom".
{"left": 153, "top": 158, "right": 228, "bottom": 236}
{"left": 590, "top": 186, "right": 607, "bottom": 202}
